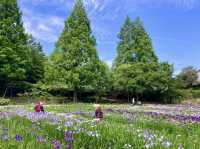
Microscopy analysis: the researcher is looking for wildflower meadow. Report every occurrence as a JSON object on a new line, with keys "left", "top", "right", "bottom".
{"left": 1, "top": 104, "right": 200, "bottom": 149}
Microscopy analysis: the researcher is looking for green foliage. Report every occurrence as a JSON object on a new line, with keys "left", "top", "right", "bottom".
{"left": 0, "top": 0, "right": 29, "bottom": 83}
{"left": 113, "top": 62, "right": 173, "bottom": 102}
{"left": 89, "top": 62, "right": 111, "bottom": 100}
{"left": 159, "top": 79, "right": 186, "bottom": 104}
{"left": 0, "top": 98, "right": 10, "bottom": 105}
{"left": 113, "top": 16, "right": 177, "bottom": 103}
{"left": 177, "top": 66, "right": 200, "bottom": 88}
{"left": 44, "top": 0, "right": 109, "bottom": 102}
{"left": 113, "top": 16, "right": 157, "bottom": 68}
{"left": 0, "top": 0, "right": 45, "bottom": 96}
{"left": 190, "top": 89, "right": 200, "bottom": 99}
{"left": 26, "top": 35, "right": 46, "bottom": 83}
{"left": 17, "top": 87, "right": 53, "bottom": 102}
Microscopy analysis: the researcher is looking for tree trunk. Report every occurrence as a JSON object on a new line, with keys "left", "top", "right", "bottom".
{"left": 127, "top": 92, "right": 130, "bottom": 103}
{"left": 10, "top": 88, "right": 13, "bottom": 98}
{"left": 96, "top": 94, "right": 101, "bottom": 103}
{"left": 136, "top": 94, "right": 139, "bottom": 104}
{"left": 73, "top": 90, "right": 78, "bottom": 103}
{"left": 3, "top": 88, "right": 7, "bottom": 98}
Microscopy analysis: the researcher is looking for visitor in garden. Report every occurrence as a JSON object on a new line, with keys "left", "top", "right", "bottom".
{"left": 94, "top": 104, "right": 103, "bottom": 122}
{"left": 40, "top": 102, "right": 45, "bottom": 112}
{"left": 132, "top": 97, "right": 135, "bottom": 105}
{"left": 34, "top": 102, "right": 41, "bottom": 112}
{"left": 34, "top": 102, "right": 44, "bottom": 113}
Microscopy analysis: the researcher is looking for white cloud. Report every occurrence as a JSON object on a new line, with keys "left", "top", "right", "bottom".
{"left": 19, "top": 3, "right": 65, "bottom": 43}
{"left": 23, "top": 19, "right": 58, "bottom": 43}
{"left": 50, "top": 16, "right": 65, "bottom": 27}
{"left": 22, "top": 14, "right": 61, "bottom": 43}
{"left": 133, "top": 0, "right": 199, "bottom": 9}
{"left": 38, "top": 24, "right": 52, "bottom": 32}
{"left": 23, "top": 21, "right": 31, "bottom": 33}
{"left": 20, "top": 0, "right": 69, "bottom": 6}
{"left": 84, "top": 0, "right": 100, "bottom": 10}
{"left": 173, "top": 0, "right": 198, "bottom": 9}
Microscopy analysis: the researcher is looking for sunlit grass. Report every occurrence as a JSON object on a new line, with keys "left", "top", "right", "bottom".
{"left": 1, "top": 104, "right": 200, "bottom": 149}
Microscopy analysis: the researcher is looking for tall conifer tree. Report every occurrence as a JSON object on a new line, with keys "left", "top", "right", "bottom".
{"left": 113, "top": 16, "right": 171, "bottom": 103}
{"left": 0, "top": 0, "right": 30, "bottom": 95}
{"left": 52, "top": 0, "right": 104, "bottom": 102}
{"left": 26, "top": 35, "right": 46, "bottom": 83}
{"left": 114, "top": 16, "right": 134, "bottom": 67}
{"left": 114, "top": 16, "right": 157, "bottom": 68}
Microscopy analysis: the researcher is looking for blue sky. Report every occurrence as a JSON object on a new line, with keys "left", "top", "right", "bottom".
{"left": 18, "top": 0, "right": 200, "bottom": 73}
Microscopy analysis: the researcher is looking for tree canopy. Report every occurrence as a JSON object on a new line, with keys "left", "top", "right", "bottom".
{"left": 177, "top": 66, "right": 200, "bottom": 88}
{"left": 0, "top": 0, "right": 45, "bottom": 96}
{"left": 44, "top": 0, "right": 108, "bottom": 102}
{"left": 113, "top": 16, "right": 158, "bottom": 68}
{"left": 113, "top": 16, "right": 174, "bottom": 103}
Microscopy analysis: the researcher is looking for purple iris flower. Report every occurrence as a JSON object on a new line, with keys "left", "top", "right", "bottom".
{"left": 37, "top": 136, "right": 45, "bottom": 143}
{"left": 52, "top": 139, "right": 61, "bottom": 149}
{"left": 64, "top": 131, "right": 73, "bottom": 142}
{"left": 178, "top": 144, "right": 184, "bottom": 149}
{"left": 106, "top": 108, "right": 114, "bottom": 113}
{"left": 15, "top": 134, "right": 22, "bottom": 141}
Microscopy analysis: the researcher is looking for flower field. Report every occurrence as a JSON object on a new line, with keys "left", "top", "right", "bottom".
{"left": 1, "top": 104, "right": 200, "bottom": 149}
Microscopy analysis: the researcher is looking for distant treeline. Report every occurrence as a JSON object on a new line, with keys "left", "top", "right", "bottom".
{"left": 0, "top": 0, "right": 199, "bottom": 103}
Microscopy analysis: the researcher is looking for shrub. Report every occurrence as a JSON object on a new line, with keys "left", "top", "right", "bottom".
{"left": 17, "top": 88, "right": 53, "bottom": 102}
{"left": 191, "top": 89, "right": 200, "bottom": 99}
{"left": 0, "top": 98, "right": 10, "bottom": 106}
{"left": 160, "top": 89, "right": 183, "bottom": 104}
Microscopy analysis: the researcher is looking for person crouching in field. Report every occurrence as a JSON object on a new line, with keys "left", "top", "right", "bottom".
{"left": 40, "top": 102, "right": 44, "bottom": 112}
{"left": 34, "top": 102, "right": 44, "bottom": 113}
{"left": 94, "top": 104, "right": 103, "bottom": 122}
